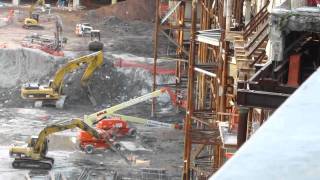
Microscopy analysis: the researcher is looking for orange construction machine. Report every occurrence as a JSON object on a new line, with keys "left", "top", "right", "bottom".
{"left": 78, "top": 89, "right": 168, "bottom": 154}
{"left": 78, "top": 117, "right": 136, "bottom": 153}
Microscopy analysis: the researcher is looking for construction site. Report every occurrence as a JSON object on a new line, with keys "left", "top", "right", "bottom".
{"left": 0, "top": 0, "right": 320, "bottom": 179}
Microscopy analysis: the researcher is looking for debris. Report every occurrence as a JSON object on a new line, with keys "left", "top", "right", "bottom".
{"left": 77, "top": 168, "right": 90, "bottom": 180}
{"left": 90, "top": 0, "right": 156, "bottom": 22}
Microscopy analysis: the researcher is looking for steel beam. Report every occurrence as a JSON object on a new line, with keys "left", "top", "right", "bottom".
{"left": 152, "top": 0, "right": 161, "bottom": 117}
{"left": 237, "top": 89, "right": 290, "bottom": 109}
{"left": 237, "top": 107, "right": 248, "bottom": 148}
{"left": 183, "top": 0, "right": 198, "bottom": 179}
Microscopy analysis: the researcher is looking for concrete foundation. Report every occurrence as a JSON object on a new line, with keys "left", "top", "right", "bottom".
{"left": 73, "top": 0, "right": 79, "bottom": 9}
{"left": 270, "top": 7, "right": 320, "bottom": 62}
{"left": 291, "top": 0, "right": 307, "bottom": 8}
{"left": 12, "top": 0, "right": 20, "bottom": 6}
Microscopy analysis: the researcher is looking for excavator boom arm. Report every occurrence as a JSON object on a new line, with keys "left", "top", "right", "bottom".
{"left": 29, "top": 0, "right": 45, "bottom": 17}
{"left": 33, "top": 118, "right": 101, "bottom": 154}
{"left": 50, "top": 51, "right": 104, "bottom": 92}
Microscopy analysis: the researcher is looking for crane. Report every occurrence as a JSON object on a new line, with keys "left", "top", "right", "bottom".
{"left": 9, "top": 118, "right": 114, "bottom": 169}
{"left": 23, "top": 0, "right": 46, "bottom": 29}
{"left": 21, "top": 51, "right": 104, "bottom": 108}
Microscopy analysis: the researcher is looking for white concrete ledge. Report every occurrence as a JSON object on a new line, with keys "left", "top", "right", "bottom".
{"left": 211, "top": 68, "right": 320, "bottom": 180}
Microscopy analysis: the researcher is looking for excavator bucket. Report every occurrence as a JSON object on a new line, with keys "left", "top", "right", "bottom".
{"left": 85, "top": 85, "right": 97, "bottom": 106}
{"left": 55, "top": 95, "right": 67, "bottom": 109}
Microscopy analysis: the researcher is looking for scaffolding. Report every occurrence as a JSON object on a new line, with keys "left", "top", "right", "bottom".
{"left": 153, "top": 0, "right": 271, "bottom": 179}
{"left": 153, "top": 0, "right": 230, "bottom": 179}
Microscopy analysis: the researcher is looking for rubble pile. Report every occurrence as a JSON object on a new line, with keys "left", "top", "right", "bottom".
{"left": 92, "top": 0, "right": 156, "bottom": 22}
{"left": 0, "top": 50, "right": 174, "bottom": 109}
{"left": 63, "top": 56, "right": 150, "bottom": 106}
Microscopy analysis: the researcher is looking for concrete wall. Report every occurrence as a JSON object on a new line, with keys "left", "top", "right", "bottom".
{"left": 291, "top": 0, "right": 307, "bottom": 8}
{"left": 271, "top": 0, "right": 288, "bottom": 7}
{"left": 270, "top": 0, "right": 308, "bottom": 10}
{"left": 12, "top": 0, "right": 20, "bottom": 6}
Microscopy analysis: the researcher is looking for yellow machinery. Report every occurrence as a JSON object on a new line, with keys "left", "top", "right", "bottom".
{"left": 88, "top": 30, "right": 104, "bottom": 51}
{"left": 84, "top": 88, "right": 167, "bottom": 126}
{"left": 21, "top": 51, "right": 104, "bottom": 108}
{"left": 9, "top": 118, "right": 111, "bottom": 169}
{"left": 23, "top": 0, "right": 45, "bottom": 29}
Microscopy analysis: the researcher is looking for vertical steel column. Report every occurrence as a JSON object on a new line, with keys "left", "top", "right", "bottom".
{"left": 176, "top": 1, "right": 186, "bottom": 112}
{"left": 219, "top": 39, "right": 229, "bottom": 121}
{"left": 183, "top": 0, "right": 198, "bottom": 179}
{"left": 226, "top": 0, "right": 233, "bottom": 32}
{"left": 152, "top": 0, "right": 161, "bottom": 117}
{"left": 237, "top": 107, "right": 249, "bottom": 148}
{"left": 246, "top": 108, "right": 253, "bottom": 139}
{"left": 244, "top": 0, "right": 251, "bottom": 25}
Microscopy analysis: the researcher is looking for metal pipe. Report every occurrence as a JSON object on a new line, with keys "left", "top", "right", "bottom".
{"left": 194, "top": 67, "right": 217, "bottom": 77}
{"left": 237, "top": 107, "right": 249, "bottom": 148}
{"left": 183, "top": 0, "right": 198, "bottom": 179}
{"left": 152, "top": 0, "right": 161, "bottom": 117}
{"left": 244, "top": 0, "right": 251, "bottom": 25}
{"left": 226, "top": 0, "right": 233, "bottom": 31}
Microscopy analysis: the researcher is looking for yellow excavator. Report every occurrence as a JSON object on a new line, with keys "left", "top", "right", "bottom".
{"left": 21, "top": 51, "right": 104, "bottom": 108}
{"left": 23, "top": 0, "right": 45, "bottom": 29}
{"left": 9, "top": 118, "right": 114, "bottom": 169}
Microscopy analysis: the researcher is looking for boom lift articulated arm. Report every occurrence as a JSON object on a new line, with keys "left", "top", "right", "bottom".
{"left": 84, "top": 88, "right": 167, "bottom": 126}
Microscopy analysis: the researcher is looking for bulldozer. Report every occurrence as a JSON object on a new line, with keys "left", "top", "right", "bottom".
{"left": 23, "top": 0, "right": 46, "bottom": 29}
{"left": 9, "top": 118, "right": 118, "bottom": 169}
{"left": 21, "top": 51, "right": 104, "bottom": 108}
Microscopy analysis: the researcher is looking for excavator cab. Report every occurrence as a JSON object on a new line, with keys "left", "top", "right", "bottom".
{"left": 88, "top": 30, "right": 104, "bottom": 51}
{"left": 90, "top": 30, "right": 100, "bottom": 41}
{"left": 27, "top": 136, "right": 38, "bottom": 147}
{"left": 27, "top": 136, "right": 49, "bottom": 156}
{"left": 31, "top": 13, "right": 40, "bottom": 22}
{"left": 23, "top": 13, "right": 43, "bottom": 29}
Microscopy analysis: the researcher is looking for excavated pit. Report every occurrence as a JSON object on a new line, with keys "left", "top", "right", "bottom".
{"left": 0, "top": 49, "right": 174, "bottom": 114}
{"left": 0, "top": 48, "right": 65, "bottom": 107}
{"left": 0, "top": 48, "right": 64, "bottom": 88}
{"left": 0, "top": 2, "right": 184, "bottom": 178}
{"left": 0, "top": 49, "right": 182, "bottom": 179}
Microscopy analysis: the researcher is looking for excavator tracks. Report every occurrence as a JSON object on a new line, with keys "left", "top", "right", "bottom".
{"left": 22, "top": 24, "right": 44, "bottom": 30}
{"left": 12, "top": 158, "right": 54, "bottom": 170}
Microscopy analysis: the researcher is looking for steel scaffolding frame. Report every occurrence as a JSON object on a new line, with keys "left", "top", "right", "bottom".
{"left": 152, "top": 0, "right": 269, "bottom": 179}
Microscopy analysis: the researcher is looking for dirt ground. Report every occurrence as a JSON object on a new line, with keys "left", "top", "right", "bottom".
{"left": 0, "top": 1, "right": 183, "bottom": 179}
